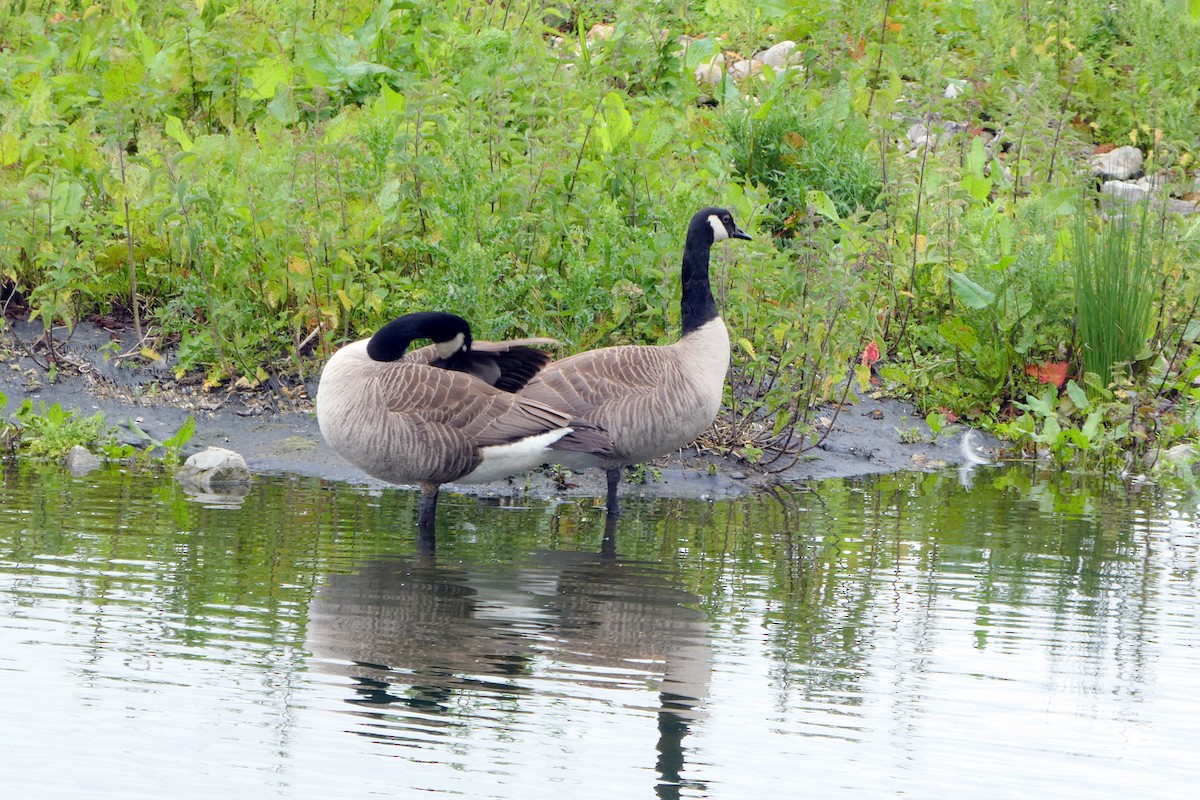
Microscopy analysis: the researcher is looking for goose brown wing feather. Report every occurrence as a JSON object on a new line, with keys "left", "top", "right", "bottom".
{"left": 376, "top": 365, "right": 578, "bottom": 448}
{"left": 520, "top": 345, "right": 673, "bottom": 419}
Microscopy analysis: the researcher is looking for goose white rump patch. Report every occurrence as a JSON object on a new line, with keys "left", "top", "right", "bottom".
{"left": 463, "top": 428, "right": 573, "bottom": 483}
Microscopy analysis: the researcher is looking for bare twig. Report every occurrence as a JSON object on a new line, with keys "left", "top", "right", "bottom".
{"left": 864, "top": 0, "right": 893, "bottom": 121}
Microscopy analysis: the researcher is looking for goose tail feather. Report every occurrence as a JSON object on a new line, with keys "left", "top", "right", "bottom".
{"left": 552, "top": 420, "right": 616, "bottom": 457}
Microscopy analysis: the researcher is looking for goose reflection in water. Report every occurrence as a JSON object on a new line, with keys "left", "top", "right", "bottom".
{"left": 306, "top": 520, "right": 711, "bottom": 797}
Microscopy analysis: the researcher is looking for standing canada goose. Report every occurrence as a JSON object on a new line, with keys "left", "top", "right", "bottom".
{"left": 316, "top": 311, "right": 614, "bottom": 530}
{"left": 519, "top": 207, "right": 751, "bottom": 515}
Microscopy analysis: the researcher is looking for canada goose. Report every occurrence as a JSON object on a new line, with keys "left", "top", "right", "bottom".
{"left": 519, "top": 207, "right": 751, "bottom": 514}
{"left": 316, "top": 311, "right": 614, "bottom": 529}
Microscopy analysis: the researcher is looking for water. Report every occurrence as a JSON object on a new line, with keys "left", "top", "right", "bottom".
{"left": 1, "top": 463, "right": 1198, "bottom": 798}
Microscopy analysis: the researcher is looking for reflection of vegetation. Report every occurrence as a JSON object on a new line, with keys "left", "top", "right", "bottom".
{"left": 0, "top": 463, "right": 1189, "bottom": 705}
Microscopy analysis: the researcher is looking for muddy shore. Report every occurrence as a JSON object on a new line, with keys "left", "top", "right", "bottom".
{"left": 1, "top": 319, "right": 997, "bottom": 502}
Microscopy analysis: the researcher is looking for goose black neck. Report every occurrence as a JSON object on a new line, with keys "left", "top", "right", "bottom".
{"left": 680, "top": 231, "right": 718, "bottom": 336}
{"left": 366, "top": 311, "right": 470, "bottom": 362}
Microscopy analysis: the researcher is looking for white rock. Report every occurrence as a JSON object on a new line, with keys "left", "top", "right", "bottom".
{"left": 905, "top": 122, "right": 943, "bottom": 154}
{"left": 694, "top": 62, "right": 724, "bottom": 86}
{"left": 1148, "top": 443, "right": 1199, "bottom": 474}
{"left": 1134, "top": 173, "right": 1169, "bottom": 191}
{"left": 1166, "top": 197, "right": 1200, "bottom": 215}
{"left": 756, "top": 40, "right": 797, "bottom": 69}
{"left": 65, "top": 445, "right": 100, "bottom": 477}
{"left": 1101, "top": 180, "right": 1149, "bottom": 203}
{"left": 769, "top": 65, "right": 804, "bottom": 80}
{"left": 727, "top": 59, "right": 762, "bottom": 80}
{"left": 177, "top": 446, "right": 251, "bottom": 492}
{"left": 906, "top": 123, "right": 930, "bottom": 145}
{"left": 944, "top": 79, "right": 968, "bottom": 98}
{"left": 1089, "top": 146, "right": 1144, "bottom": 180}
{"left": 1101, "top": 180, "right": 1198, "bottom": 215}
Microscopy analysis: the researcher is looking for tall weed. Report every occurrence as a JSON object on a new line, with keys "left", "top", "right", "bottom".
{"left": 1072, "top": 203, "right": 1156, "bottom": 391}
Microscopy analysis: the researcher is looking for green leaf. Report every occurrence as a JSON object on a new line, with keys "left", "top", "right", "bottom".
{"left": 1183, "top": 320, "right": 1200, "bottom": 343}
{"left": 101, "top": 53, "right": 146, "bottom": 104}
{"left": 1081, "top": 408, "right": 1104, "bottom": 441}
{"left": 600, "top": 91, "right": 633, "bottom": 151}
{"left": 965, "top": 136, "right": 987, "bottom": 177}
{"left": 1065, "top": 379, "right": 1089, "bottom": 412}
{"left": 244, "top": 57, "right": 289, "bottom": 101}
{"left": 378, "top": 179, "right": 401, "bottom": 213}
{"left": 377, "top": 81, "right": 406, "bottom": 115}
{"left": 162, "top": 417, "right": 196, "bottom": 450}
{"left": 267, "top": 86, "right": 299, "bottom": 124}
{"left": 937, "top": 319, "right": 978, "bottom": 351}
{"left": 1018, "top": 390, "right": 1055, "bottom": 418}
{"left": 948, "top": 271, "right": 995, "bottom": 309}
{"left": 164, "top": 115, "right": 193, "bottom": 152}
{"left": 806, "top": 190, "right": 841, "bottom": 222}
{"left": 683, "top": 37, "right": 715, "bottom": 69}
{"left": 925, "top": 411, "right": 945, "bottom": 435}
{"left": 961, "top": 173, "right": 993, "bottom": 202}
{"left": 757, "top": 0, "right": 792, "bottom": 18}
{"left": 1034, "top": 414, "right": 1061, "bottom": 445}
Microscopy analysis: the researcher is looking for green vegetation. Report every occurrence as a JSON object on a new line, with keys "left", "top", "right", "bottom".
{"left": 3, "top": 1, "right": 1200, "bottom": 474}
{"left": 0, "top": 388, "right": 115, "bottom": 458}
{"left": 1072, "top": 206, "right": 1156, "bottom": 391}
{"left": 0, "top": 388, "right": 194, "bottom": 462}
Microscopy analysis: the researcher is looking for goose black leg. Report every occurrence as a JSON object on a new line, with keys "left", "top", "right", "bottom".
{"left": 417, "top": 482, "right": 439, "bottom": 532}
{"left": 600, "top": 513, "right": 618, "bottom": 560}
{"left": 605, "top": 468, "right": 622, "bottom": 517}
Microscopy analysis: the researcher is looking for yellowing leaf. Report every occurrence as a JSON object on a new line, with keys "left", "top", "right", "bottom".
{"left": 140, "top": 347, "right": 163, "bottom": 362}
{"left": 855, "top": 363, "right": 872, "bottom": 392}
{"left": 243, "top": 57, "right": 288, "bottom": 101}
{"left": 0, "top": 133, "right": 19, "bottom": 166}
{"left": 164, "top": 115, "right": 193, "bottom": 151}
{"left": 287, "top": 256, "right": 309, "bottom": 274}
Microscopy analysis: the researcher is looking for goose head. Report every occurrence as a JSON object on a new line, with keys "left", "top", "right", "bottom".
{"left": 693, "top": 207, "right": 752, "bottom": 244}
{"left": 366, "top": 311, "right": 472, "bottom": 363}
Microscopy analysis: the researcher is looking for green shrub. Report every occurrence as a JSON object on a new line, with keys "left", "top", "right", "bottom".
{"left": 723, "top": 83, "right": 883, "bottom": 234}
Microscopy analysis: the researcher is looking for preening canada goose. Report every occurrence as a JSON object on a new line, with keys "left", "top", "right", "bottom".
{"left": 316, "top": 311, "right": 614, "bottom": 530}
{"left": 519, "top": 207, "right": 751, "bottom": 515}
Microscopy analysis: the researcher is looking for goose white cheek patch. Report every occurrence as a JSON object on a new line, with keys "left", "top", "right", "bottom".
{"left": 708, "top": 214, "right": 729, "bottom": 241}
{"left": 435, "top": 332, "right": 466, "bottom": 359}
